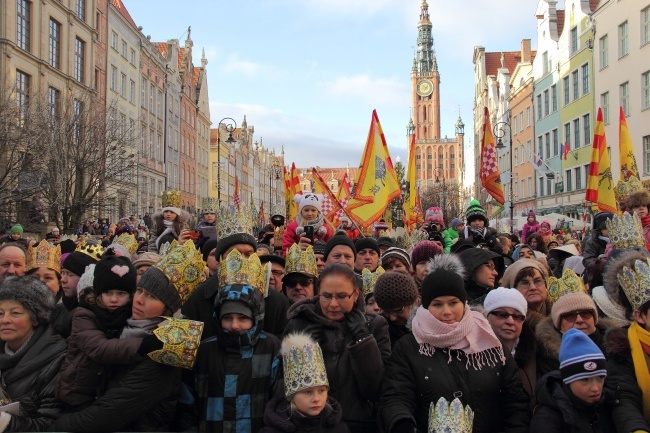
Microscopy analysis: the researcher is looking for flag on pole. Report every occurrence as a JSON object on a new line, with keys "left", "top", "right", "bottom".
{"left": 283, "top": 163, "right": 301, "bottom": 221}
{"left": 403, "top": 132, "right": 422, "bottom": 231}
{"left": 312, "top": 168, "right": 349, "bottom": 227}
{"left": 258, "top": 201, "right": 266, "bottom": 228}
{"left": 346, "top": 110, "right": 402, "bottom": 228}
{"left": 619, "top": 106, "right": 639, "bottom": 181}
{"left": 585, "top": 108, "right": 617, "bottom": 213}
{"left": 233, "top": 177, "right": 241, "bottom": 210}
{"left": 563, "top": 143, "right": 570, "bottom": 160}
{"left": 479, "top": 107, "right": 505, "bottom": 205}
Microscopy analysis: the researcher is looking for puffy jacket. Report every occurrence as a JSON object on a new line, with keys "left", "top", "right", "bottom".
{"left": 0, "top": 325, "right": 66, "bottom": 432}
{"left": 282, "top": 221, "right": 333, "bottom": 255}
{"left": 259, "top": 396, "right": 350, "bottom": 433}
{"left": 521, "top": 221, "right": 540, "bottom": 244}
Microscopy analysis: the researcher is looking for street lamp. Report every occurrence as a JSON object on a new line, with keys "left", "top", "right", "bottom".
{"left": 494, "top": 114, "right": 514, "bottom": 234}
{"left": 269, "top": 162, "right": 281, "bottom": 211}
{"left": 216, "top": 118, "right": 237, "bottom": 206}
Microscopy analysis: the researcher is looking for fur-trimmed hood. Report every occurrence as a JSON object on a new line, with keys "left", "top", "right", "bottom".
{"left": 603, "top": 249, "right": 650, "bottom": 307}
{"left": 151, "top": 210, "right": 191, "bottom": 229}
{"left": 536, "top": 316, "right": 619, "bottom": 360}
{"left": 605, "top": 326, "right": 630, "bottom": 357}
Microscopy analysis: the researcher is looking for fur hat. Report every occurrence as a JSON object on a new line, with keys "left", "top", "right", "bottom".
{"left": 484, "top": 287, "right": 527, "bottom": 316}
{"left": 411, "top": 240, "right": 443, "bottom": 266}
{"left": 559, "top": 328, "right": 607, "bottom": 384}
{"left": 626, "top": 189, "right": 650, "bottom": 210}
{"left": 0, "top": 276, "right": 54, "bottom": 325}
{"left": 294, "top": 193, "right": 323, "bottom": 214}
{"left": 93, "top": 250, "right": 137, "bottom": 296}
{"left": 77, "top": 264, "right": 95, "bottom": 296}
{"left": 425, "top": 207, "right": 444, "bottom": 224}
{"left": 421, "top": 254, "right": 466, "bottom": 308}
{"left": 551, "top": 292, "right": 598, "bottom": 329}
{"left": 374, "top": 270, "right": 418, "bottom": 311}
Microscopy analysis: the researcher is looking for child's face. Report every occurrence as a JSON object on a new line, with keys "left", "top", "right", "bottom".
{"left": 541, "top": 224, "right": 550, "bottom": 232}
{"left": 469, "top": 219, "right": 484, "bottom": 228}
{"left": 300, "top": 206, "right": 319, "bottom": 221}
{"left": 568, "top": 376, "right": 604, "bottom": 404}
{"left": 100, "top": 290, "right": 131, "bottom": 312}
{"left": 221, "top": 313, "right": 253, "bottom": 332}
{"left": 162, "top": 210, "right": 177, "bottom": 222}
{"left": 292, "top": 385, "right": 328, "bottom": 417}
{"left": 455, "top": 223, "right": 465, "bottom": 232}
{"left": 632, "top": 205, "right": 649, "bottom": 218}
{"left": 203, "top": 213, "right": 216, "bottom": 223}
{"left": 528, "top": 216, "right": 535, "bottom": 223}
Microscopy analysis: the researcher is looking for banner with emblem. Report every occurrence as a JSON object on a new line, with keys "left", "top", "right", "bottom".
{"left": 480, "top": 107, "right": 505, "bottom": 205}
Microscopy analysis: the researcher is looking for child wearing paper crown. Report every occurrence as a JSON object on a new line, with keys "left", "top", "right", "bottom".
{"left": 282, "top": 193, "right": 333, "bottom": 254}
{"left": 149, "top": 190, "right": 191, "bottom": 253}
{"left": 260, "top": 333, "right": 349, "bottom": 433}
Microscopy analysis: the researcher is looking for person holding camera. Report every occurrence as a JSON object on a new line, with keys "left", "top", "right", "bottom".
{"left": 424, "top": 207, "right": 452, "bottom": 253}
{"left": 282, "top": 193, "right": 333, "bottom": 254}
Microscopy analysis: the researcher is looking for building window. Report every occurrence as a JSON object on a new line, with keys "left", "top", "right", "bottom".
{"left": 548, "top": 178, "right": 553, "bottom": 195}
{"left": 513, "top": 116, "right": 517, "bottom": 135}
{"left": 620, "top": 81, "right": 630, "bottom": 116}
{"left": 121, "top": 40, "right": 127, "bottom": 58}
{"left": 573, "top": 119, "right": 580, "bottom": 149}
{"left": 537, "top": 136, "right": 543, "bottom": 158}
{"left": 583, "top": 114, "right": 591, "bottom": 146}
{"left": 141, "top": 78, "right": 147, "bottom": 108}
{"left": 551, "top": 85, "right": 557, "bottom": 112}
{"left": 157, "top": 91, "right": 163, "bottom": 117}
{"left": 120, "top": 73, "right": 126, "bottom": 98}
{"left": 16, "top": 0, "right": 30, "bottom": 52}
{"left": 566, "top": 169, "right": 573, "bottom": 192}
{"left": 584, "top": 164, "right": 591, "bottom": 186}
{"left": 539, "top": 177, "right": 545, "bottom": 197}
{"left": 599, "top": 35, "right": 608, "bottom": 69}
{"left": 519, "top": 112, "right": 524, "bottom": 132}
{"left": 553, "top": 129, "right": 559, "bottom": 156}
{"left": 643, "top": 71, "right": 650, "bottom": 111}
{"left": 645, "top": 136, "right": 650, "bottom": 174}
{"left": 565, "top": 123, "right": 571, "bottom": 149}
{"left": 575, "top": 167, "right": 582, "bottom": 190}
{"left": 563, "top": 76, "right": 570, "bottom": 105}
{"left": 619, "top": 21, "right": 629, "bottom": 58}
{"left": 545, "top": 133, "right": 551, "bottom": 159}
{"left": 111, "top": 31, "right": 118, "bottom": 50}
{"left": 570, "top": 26, "right": 578, "bottom": 54}
{"left": 110, "top": 65, "right": 117, "bottom": 91}
{"left": 526, "top": 107, "right": 531, "bottom": 126}
{"left": 544, "top": 90, "right": 550, "bottom": 116}
{"left": 74, "top": 37, "right": 85, "bottom": 83}
{"left": 643, "top": 6, "right": 650, "bottom": 46}
{"left": 537, "top": 94, "right": 542, "bottom": 120}
{"left": 543, "top": 51, "right": 549, "bottom": 74}
{"left": 601, "top": 92, "right": 610, "bottom": 124}
{"left": 16, "top": 70, "right": 30, "bottom": 123}
{"left": 572, "top": 70, "right": 579, "bottom": 101}
{"left": 130, "top": 49, "right": 136, "bottom": 66}
{"left": 76, "top": 0, "right": 85, "bottom": 21}
{"left": 149, "top": 83, "right": 155, "bottom": 113}
{"left": 130, "top": 80, "right": 135, "bottom": 104}
{"left": 581, "top": 63, "right": 590, "bottom": 95}
{"left": 49, "top": 18, "right": 61, "bottom": 69}
{"left": 48, "top": 86, "right": 60, "bottom": 120}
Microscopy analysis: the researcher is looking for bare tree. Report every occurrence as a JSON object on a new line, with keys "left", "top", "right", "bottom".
{"left": 420, "top": 178, "right": 464, "bottom": 225}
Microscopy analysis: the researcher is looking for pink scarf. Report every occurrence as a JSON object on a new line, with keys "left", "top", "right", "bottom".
{"left": 411, "top": 305, "right": 505, "bottom": 370}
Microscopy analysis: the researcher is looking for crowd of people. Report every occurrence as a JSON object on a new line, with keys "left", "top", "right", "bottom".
{"left": 0, "top": 188, "right": 650, "bottom": 432}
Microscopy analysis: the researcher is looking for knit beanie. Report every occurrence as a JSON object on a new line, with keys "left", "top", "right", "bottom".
{"left": 593, "top": 212, "right": 614, "bottom": 232}
{"left": 527, "top": 210, "right": 536, "bottom": 218}
{"left": 201, "top": 239, "right": 219, "bottom": 262}
{"left": 59, "top": 239, "right": 77, "bottom": 254}
{"left": 451, "top": 218, "right": 463, "bottom": 230}
{"left": 380, "top": 247, "right": 411, "bottom": 269}
{"left": 411, "top": 240, "right": 443, "bottom": 266}
{"left": 219, "top": 300, "right": 253, "bottom": 320}
{"left": 374, "top": 271, "right": 418, "bottom": 310}
{"left": 10, "top": 224, "right": 23, "bottom": 235}
{"left": 214, "top": 233, "right": 257, "bottom": 261}
{"left": 484, "top": 287, "right": 528, "bottom": 316}
{"left": 377, "top": 237, "right": 395, "bottom": 249}
{"left": 425, "top": 207, "right": 444, "bottom": 224}
{"left": 93, "top": 250, "right": 137, "bottom": 296}
{"left": 324, "top": 234, "right": 356, "bottom": 260}
{"left": 559, "top": 328, "right": 607, "bottom": 384}
{"left": 551, "top": 292, "right": 599, "bottom": 329}
{"left": 137, "top": 266, "right": 179, "bottom": 312}
{"left": 294, "top": 193, "right": 323, "bottom": 214}
{"left": 77, "top": 264, "right": 95, "bottom": 296}
{"left": 465, "top": 199, "right": 488, "bottom": 225}
{"left": 312, "top": 240, "right": 326, "bottom": 256}
{"left": 501, "top": 258, "right": 547, "bottom": 288}
{"left": 421, "top": 254, "right": 467, "bottom": 308}
{"left": 62, "top": 251, "right": 100, "bottom": 277}
{"left": 132, "top": 252, "right": 162, "bottom": 269}
{"left": 355, "top": 237, "right": 380, "bottom": 255}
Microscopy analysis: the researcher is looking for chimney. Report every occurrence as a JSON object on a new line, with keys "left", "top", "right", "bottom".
{"left": 521, "top": 39, "right": 532, "bottom": 63}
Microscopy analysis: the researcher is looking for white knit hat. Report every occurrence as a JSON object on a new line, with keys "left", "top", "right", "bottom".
{"left": 294, "top": 193, "right": 323, "bottom": 213}
{"left": 484, "top": 287, "right": 528, "bottom": 316}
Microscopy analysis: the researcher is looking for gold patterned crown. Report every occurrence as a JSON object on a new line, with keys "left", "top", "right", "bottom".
{"left": 428, "top": 397, "right": 474, "bottom": 433}
{"left": 215, "top": 205, "right": 255, "bottom": 238}
{"left": 606, "top": 211, "right": 646, "bottom": 250}
{"left": 202, "top": 197, "right": 219, "bottom": 214}
{"left": 219, "top": 249, "right": 270, "bottom": 296}
{"left": 273, "top": 226, "right": 285, "bottom": 250}
{"left": 362, "top": 266, "right": 385, "bottom": 297}
{"left": 618, "top": 258, "right": 650, "bottom": 311}
{"left": 74, "top": 239, "right": 104, "bottom": 261}
{"left": 378, "top": 229, "right": 391, "bottom": 238}
{"left": 26, "top": 239, "right": 62, "bottom": 274}
{"left": 147, "top": 317, "right": 204, "bottom": 370}
{"left": 395, "top": 228, "right": 428, "bottom": 251}
{"left": 154, "top": 241, "right": 205, "bottom": 306}
{"left": 285, "top": 244, "right": 318, "bottom": 277}
{"left": 615, "top": 175, "right": 644, "bottom": 205}
{"left": 110, "top": 233, "right": 139, "bottom": 256}
{"left": 161, "top": 190, "right": 181, "bottom": 209}
{"left": 282, "top": 333, "right": 329, "bottom": 398}
{"left": 547, "top": 269, "right": 588, "bottom": 304}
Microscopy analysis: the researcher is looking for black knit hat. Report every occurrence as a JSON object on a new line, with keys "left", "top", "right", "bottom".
{"left": 62, "top": 251, "right": 100, "bottom": 277}
{"left": 374, "top": 271, "right": 418, "bottom": 310}
{"left": 355, "top": 237, "right": 380, "bottom": 255}
{"left": 421, "top": 255, "right": 467, "bottom": 308}
{"left": 312, "top": 240, "right": 326, "bottom": 256}
{"left": 324, "top": 234, "right": 356, "bottom": 260}
{"left": 201, "top": 239, "right": 219, "bottom": 262}
{"left": 214, "top": 233, "right": 257, "bottom": 261}
{"left": 93, "top": 250, "right": 137, "bottom": 296}
{"left": 59, "top": 239, "right": 77, "bottom": 254}
{"left": 259, "top": 254, "right": 286, "bottom": 268}
{"left": 377, "top": 237, "right": 395, "bottom": 249}
{"left": 138, "top": 267, "right": 179, "bottom": 312}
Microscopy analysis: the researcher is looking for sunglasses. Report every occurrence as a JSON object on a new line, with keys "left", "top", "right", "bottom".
{"left": 285, "top": 278, "right": 313, "bottom": 289}
{"left": 489, "top": 311, "right": 526, "bottom": 323}
{"left": 561, "top": 310, "right": 595, "bottom": 322}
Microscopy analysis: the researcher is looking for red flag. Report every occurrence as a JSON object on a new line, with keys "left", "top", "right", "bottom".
{"left": 233, "top": 177, "right": 241, "bottom": 210}
{"left": 563, "top": 143, "right": 570, "bottom": 160}
{"left": 480, "top": 107, "right": 505, "bottom": 204}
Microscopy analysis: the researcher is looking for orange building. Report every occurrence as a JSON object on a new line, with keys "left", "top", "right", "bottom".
{"left": 178, "top": 33, "right": 198, "bottom": 213}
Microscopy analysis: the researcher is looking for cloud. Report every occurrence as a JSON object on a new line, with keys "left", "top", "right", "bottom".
{"left": 324, "top": 75, "right": 407, "bottom": 108}
{"left": 219, "top": 53, "right": 264, "bottom": 77}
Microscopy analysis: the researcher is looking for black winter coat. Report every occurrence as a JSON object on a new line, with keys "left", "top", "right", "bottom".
{"left": 380, "top": 333, "right": 530, "bottom": 433}
{"left": 530, "top": 371, "right": 615, "bottom": 433}
{"left": 284, "top": 297, "right": 391, "bottom": 433}
{"left": 582, "top": 236, "right": 607, "bottom": 269}
{"left": 259, "top": 396, "right": 350, "bottom": 433}
{"left": 0, "top": 325, "right": 66, "bottom": 432}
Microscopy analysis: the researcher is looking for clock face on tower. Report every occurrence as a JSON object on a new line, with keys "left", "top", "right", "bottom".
{"left": 416, "top": 79, "right": 433, "bottom": 97}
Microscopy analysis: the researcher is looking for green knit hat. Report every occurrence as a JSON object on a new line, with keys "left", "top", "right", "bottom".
{"left": 465, "top": 200, "right": 488, "bottom": 225}
{"left": 10, "top": 224, "right": 23, "bottom": 235}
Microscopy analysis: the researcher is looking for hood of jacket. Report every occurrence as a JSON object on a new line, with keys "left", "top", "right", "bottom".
{"left": 262, "top": 396, "right": 343, "bottom": 431}
{"left": 536, "top": 316, "right": 618, "bottom": 360}
{"left": 603, "top": 249, "right": 650, "bottom": 307}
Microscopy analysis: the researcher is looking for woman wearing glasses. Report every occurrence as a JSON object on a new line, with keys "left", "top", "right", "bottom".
{"left": 284, "top": 263, "right": 390, "bottom": 433}
{"left": 380, "top": 254, "right": 529, "bottom": 433}
{"left": 502, "top": 259, "right": 552, "bottom": 330}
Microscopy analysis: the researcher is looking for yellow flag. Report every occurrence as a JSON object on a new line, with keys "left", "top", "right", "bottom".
{"left": 346, "top": 110, "right": 401, "bottom": 228}
{"left": 619, "top": 106, "right": 639, "bottom": 181}
{"left": 585, "top": 108, "right": 617, "bottom": 213}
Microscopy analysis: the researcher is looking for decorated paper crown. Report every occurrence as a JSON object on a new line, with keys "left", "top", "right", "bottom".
{"left": 615, "top": 175, "right": 643, "bottom": 206}
{"left": 395, "top": 228, "right": 429, "bottom": 252}
{"left": 428, "top": 397, "right": 474, "bottom": 433}
{"left": 154, "top": 241, "right": 205, "bottom": 305}
{"left": 26, "top": 239, "right": 62, "bottom": 274}
{"left": 606, "top": 211, "right": 646, "bottom": 250}
{"left": 215, "top": 205, "right": 255, "bottom": 238}
{"left": 219, "top": 249, "right": 270, "bottom": 296}
{"left": 202, "top": 197, "right": 219, "bottom": 214}
{"left": 618, "top": 258, "right": 650, "bottom": 311}
{"left": 147, "top": 317, "right": 204, "bottom": 370}
{"left": 59, "top": 234, "right": 78, "bottom": 243}
{"left": 74, "top": 238, "right": 104, "bottom": 261}
{"left": 161, "top": 190, "right": 182, "bottom": 209}
{"left": 362, "top": 266, "right": 385, "bottom": 297}
{"left": 285, "top": 244, "right": 318, "bottom": 277}
{"left": 547, "top": 268, "right": 588, "bottom": 304}
{"left": 282, "top": 333, "right": 329, "bottom": 398}
{"left": 111, "top": 233, "right": 139, "bottom": 256}
{"left": 273, "top": 226, "right": 285, "bottom": 250}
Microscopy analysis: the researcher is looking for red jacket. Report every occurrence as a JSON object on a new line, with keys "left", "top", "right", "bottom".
{"left": 282, "top": 220, "right": 333, "bottom": 255}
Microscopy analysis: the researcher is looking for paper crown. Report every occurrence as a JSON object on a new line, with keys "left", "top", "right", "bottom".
{"left": 215, "top": 205, "right": 255, "bottom": 238}
{"left": 154, "top": 241, "right": 205, "bottom": 305}
{"left": 394, "top": 228, "right": 428, "bottom": 251}
{"left": 219, "top": 249, "right": 270, "bottom": 296}
{"left": 548, "top": 268, "right": 588, "bottom": 304}
{"left": 273, "top": 226, "right": 285, "bottom": 250}
{"left": 161, "top": 190, "right": 181, "bottom": 208}
{"left": 285, "top": 244, "right": 318, "bottom": 277}
{"left": 362, "top": 266, "right": 385, "bottom": 297}
{"left": 26, "top": 239, "right": 61, "bottom": 274}
{"left": 147, "top": 317, "right": 204, "bottom": 370}
{"left": 428, "top": 397, "right": 474, "bottom": 433}
{"left": 74, "top": 238, "right": 104, "bottom": 261}
{"left": 111, "top": 233, "right": 139, "bottom": 256}
{"left": 615, "top": 175, "right": 643, "bottom": 205}
{"left": 202, "top": 197, "right": 219, "bottom": 214}
{"left": 59, "top": 234, "right": 78, "bottom": 243}
{"left": 282, "top": 333, "right": 329, "bottom": 398}
{"left": 606, "top": 211, "right": 646, "bottom": 250}
{"left": 618, "top": 258, "right": 650, "bottom": 311}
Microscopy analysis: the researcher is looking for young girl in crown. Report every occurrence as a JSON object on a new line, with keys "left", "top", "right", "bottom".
{"left": 149, "top": 190, "right": 191, "bottom": 254}
{"left": 282, "top": 193, "right": 333, "bottom": 254}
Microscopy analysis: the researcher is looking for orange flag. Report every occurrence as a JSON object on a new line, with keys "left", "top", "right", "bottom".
{"left": 233, "top": 177, "right": 241, "bottom": 210}
{"left": 338, "top": 172, "right": 352, "bottom": 202}
{"left": 585, "top": 108, "right": 617, "bottom": 213}
{"left": 312, "top": 168, "right": 348, "bottom": 227}
{"left": 480, "top": 107, "right": 505, "bottom": 205}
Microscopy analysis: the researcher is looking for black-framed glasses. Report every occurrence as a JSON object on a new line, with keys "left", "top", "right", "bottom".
{"left": 320, "top": 292, "right": 355, "bottom": 303}
{"left": 561, "top": 310, "right": 594, "bottom": 322}
{"left": 285, "top": 278, "right": 313, "bottom": 289}
{"left": 488, "top": 311, "right": 526, "bottom": 323}
{"left": 384, "top": 306, "right": 406, "bottom": 316}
